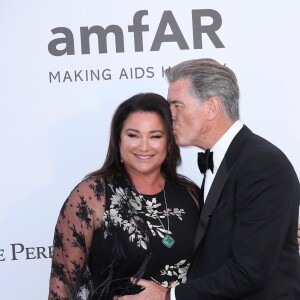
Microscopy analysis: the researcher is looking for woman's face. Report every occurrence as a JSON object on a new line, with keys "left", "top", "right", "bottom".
{"left": 119, "top": 111, "right": 167, "bottom": 177}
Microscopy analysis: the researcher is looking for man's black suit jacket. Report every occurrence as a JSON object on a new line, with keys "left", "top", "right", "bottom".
{"left": 176, "top": 126, "right": 300, "bottom": 299}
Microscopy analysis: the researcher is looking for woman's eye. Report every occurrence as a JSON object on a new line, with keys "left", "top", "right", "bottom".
{"left": 151, "top": 135, "right": 162, "bottom": 139}
{"left": 127, "top": 134, "right": 138, "bottom": 138}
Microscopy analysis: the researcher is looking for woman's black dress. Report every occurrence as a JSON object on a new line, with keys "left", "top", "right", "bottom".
{"left": 49, "top": 175, "right": 199, "bottom": 300}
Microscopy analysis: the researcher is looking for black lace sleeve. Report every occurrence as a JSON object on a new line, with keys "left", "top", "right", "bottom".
{"left": 48, "top": 177, "right": 105, "bottom": 300}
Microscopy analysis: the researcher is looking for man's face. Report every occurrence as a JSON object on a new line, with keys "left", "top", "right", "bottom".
{"left": 167, "top": 78, "right": 208, "bottom": 147}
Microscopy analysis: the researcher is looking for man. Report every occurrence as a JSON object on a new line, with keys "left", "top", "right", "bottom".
{"left": 116, "top": 58, "right": 300, "bottom": 299}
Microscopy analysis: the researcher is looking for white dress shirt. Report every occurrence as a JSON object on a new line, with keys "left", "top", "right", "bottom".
{"left": 171, "top": 120, "right": 243, "bottom": 300}
{"left": 203, "top": 120, "right": 243, "bottom": 202}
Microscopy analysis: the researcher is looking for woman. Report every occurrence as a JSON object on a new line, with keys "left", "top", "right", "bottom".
{"left": 48, "top": 93, "right": 201, "bottom": 300}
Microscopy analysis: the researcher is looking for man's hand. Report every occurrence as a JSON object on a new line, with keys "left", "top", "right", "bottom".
{"left": 113, "top": 279, "right": 169, "bottom": 300}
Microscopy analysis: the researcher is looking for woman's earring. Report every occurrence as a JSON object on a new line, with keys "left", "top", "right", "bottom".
{"left": 168, "top": 149, "right": 171, "bottom": 160}
{"left": 120, "top": 158, "right": 124, "bottom": 163}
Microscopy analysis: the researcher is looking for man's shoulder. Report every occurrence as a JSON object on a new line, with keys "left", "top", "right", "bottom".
{"left": 233, "top": 127, "right": 298, "bottom": 178}
{"left": 235, "top": 125, "right": 284, "bottom": 156}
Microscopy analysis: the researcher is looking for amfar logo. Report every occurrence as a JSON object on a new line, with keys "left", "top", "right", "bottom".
{"left": 48, "top": 9, "right": 224, "bottom": 56}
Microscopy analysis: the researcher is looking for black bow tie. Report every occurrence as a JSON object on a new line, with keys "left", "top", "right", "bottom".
{"left": 198, "top": 149, "right": 214, "bottom": 174}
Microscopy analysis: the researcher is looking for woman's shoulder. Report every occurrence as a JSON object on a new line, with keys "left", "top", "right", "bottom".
{"left": 66, "top": 175, "right": 111, "bottom": 205}
{"left": 166, "top": 179, "right": 201, "bottom": 209}
{"left": 72, "top": 174, "right": 125, "bottom": 198}
{"left": 61, "top": 175, "right": 111, "bottom": 225}
{"left": 167, "top": 178, "right": 199, "bottom": 193}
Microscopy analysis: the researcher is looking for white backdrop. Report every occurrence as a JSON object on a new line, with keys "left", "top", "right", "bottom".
{"left": 1, "top": 1, "right": 299, "bottom": 299}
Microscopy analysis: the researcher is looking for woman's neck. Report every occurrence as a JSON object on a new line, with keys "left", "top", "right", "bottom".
{"left": 129, "top": 172, "right": 165, "bottom": 195}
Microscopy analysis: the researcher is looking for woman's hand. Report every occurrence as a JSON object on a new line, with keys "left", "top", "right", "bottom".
{"left": 113, "top": 279, "right": 169, "bottom": 300}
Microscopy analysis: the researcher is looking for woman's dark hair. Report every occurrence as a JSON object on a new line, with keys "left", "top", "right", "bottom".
{"left": 87, "top": 92, "right": 199, "bottom": 194}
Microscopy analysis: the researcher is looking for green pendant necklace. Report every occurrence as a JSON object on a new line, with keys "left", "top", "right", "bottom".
{"left": 134, "top": 183, "right": 175, "bottom": 249}
{"left": 156, "top": 188, "right": 175, "bottom": 248}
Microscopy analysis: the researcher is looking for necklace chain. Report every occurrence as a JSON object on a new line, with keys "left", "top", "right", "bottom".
{"left": 134, "top": 185, "right": 175, "bottom": 248}
{"left": 150, "top": 188, "right": 169, "bottom": 233}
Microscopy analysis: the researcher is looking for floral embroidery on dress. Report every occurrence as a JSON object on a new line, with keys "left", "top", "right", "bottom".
{"left": 152, "top": 260, "right": 190, "bottom": 288}
{"left": 101, "top": 184, "right": 149, "bottom": 250}
{"left": 101, "top": 184, "right": 187, "bottom": 251}
{"left": 142, "top": 195, "right": 185, "bottom": 239}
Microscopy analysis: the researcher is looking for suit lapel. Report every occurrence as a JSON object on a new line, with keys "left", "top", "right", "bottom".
{"left": 193, "top": 158, "right": 236, "bottom": 251}
{"left": 193, "top": 125, "right": 252, "bottom": 252}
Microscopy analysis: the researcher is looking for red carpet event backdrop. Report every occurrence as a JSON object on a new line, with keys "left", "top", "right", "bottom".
{"left": 1, "top": 1, "right": 299, "bottom": 299}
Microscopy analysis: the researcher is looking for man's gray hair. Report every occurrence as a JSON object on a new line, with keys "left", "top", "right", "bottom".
{"left": 165, "top": 58, "right": 240, "bottom": 121}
